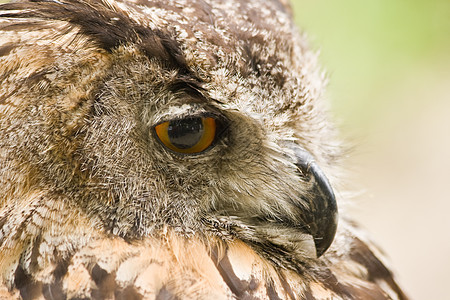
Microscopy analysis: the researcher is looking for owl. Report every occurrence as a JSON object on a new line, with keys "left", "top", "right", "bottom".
{"left": 0, "top": 0, "right": 408, "bottom": 299}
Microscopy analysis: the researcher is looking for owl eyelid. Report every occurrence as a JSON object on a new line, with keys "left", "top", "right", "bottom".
{"left": 152, "top": 112, "right": 223, "bottom": 128}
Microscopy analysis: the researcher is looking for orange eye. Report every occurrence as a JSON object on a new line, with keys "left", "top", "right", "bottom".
{"left": 154, "top": 117, "right": 217, "bottom": 154}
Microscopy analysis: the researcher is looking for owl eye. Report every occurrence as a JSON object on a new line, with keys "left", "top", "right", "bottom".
{"left": 154, "top": 116, "right": 217, "bottom": 154}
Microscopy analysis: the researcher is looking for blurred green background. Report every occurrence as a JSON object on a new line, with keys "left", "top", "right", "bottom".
{"left": 1, "top": 0, "right": 449, "bottom": 298}
{"left": 292, "top": 0, "right": 450, "bottom": 129}
{"left": 292, "top": 1, "right": 450, "bottom": 299}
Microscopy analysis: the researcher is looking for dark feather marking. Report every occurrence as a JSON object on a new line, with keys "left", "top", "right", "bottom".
{"left": 52, "top": 258, "right": 70, "bottom": 281}
{"left": 0, "top": 0, "right": 189, "bottom": 72}
{"left": 0, "top": 43, "right": 15, "bottom": 57}
{"left": 210, "top": 247, "right": 260, "bottom": 299}
{"left": 215, "top": 251, "right": 247, "bottom": 297}
{"left": 14, "top": 265, "right": 42, "bottom": 300}
{"left": 278, "top": 272, "right": 296, "bottom": 300}
{"left": 306, "top": 236, "right": 409, "bottom": 299}
{"left": 349, "top": 237, "right": 409, "bottom": 299}
{"left": 42, "top": 281, "right": 65, "bottom": 300}
{"left": 41, "top": 258, "right": 69, "bottom": 300}
{"left": 339, "top": 283, "right": 391, "bottom": 300}
{"left": 90, "top": 264, "right": 109, "bottom": 285}
{"left": 29, "top": 235, "right": 42, "bottom": 273}
{"left": 350, "top": 238, "right": 394, "bottom": 280}
{"left": 116, "top": 286, "right": 143, "bottom": 300}
{"left": 155, "top": 287, "right": 178, "bottom": 300}
{"left": 314, "top": 269, "right": 353, "bottom": 298}
{"left": 302, "top": 286, "right": 316, "bottom": 300}
{"left": 90, "top": 264, "right": 118, "bottom": 299}
{"left": 265, "top": 279, "right": 282, "bottom": 300}
{"left": 0, "top": 212, "right": 10, "bottom": 239}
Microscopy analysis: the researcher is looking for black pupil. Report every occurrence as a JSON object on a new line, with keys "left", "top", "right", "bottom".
{"left": 168, "top": 118, "right": 204, "bottom": 149}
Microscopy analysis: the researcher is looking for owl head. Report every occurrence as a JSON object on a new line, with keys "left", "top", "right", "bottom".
{"left": 0, "top": 0, "right": 338, "bottom": 270}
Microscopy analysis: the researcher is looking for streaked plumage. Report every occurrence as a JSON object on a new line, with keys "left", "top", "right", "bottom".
{"left": 0, "top": 0, "right": 408, "bottom": 299}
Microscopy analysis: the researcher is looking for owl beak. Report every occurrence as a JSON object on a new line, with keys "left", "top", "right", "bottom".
{"left": 293, "top": 146, "right": 338, "bottom": 258}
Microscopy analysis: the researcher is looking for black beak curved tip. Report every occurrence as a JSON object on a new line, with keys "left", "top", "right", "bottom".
{"left": 294, "top": 147, "right": 338, "bottom": 258}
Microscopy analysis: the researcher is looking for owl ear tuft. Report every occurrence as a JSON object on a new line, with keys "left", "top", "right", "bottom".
{"left": 0, "top": 0, "right": 189, "bottom": 71}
